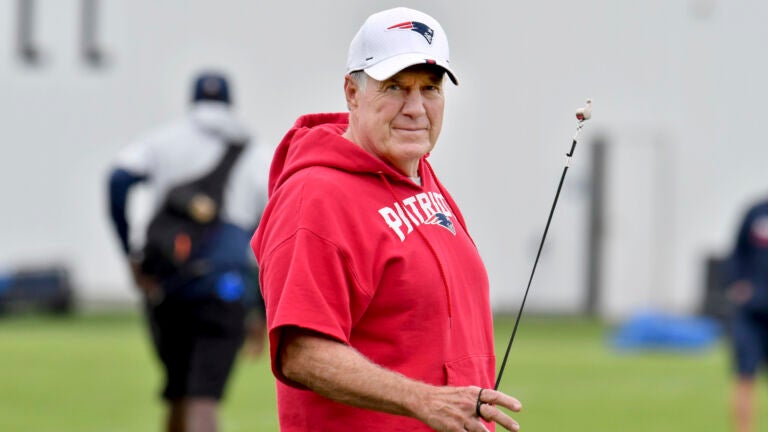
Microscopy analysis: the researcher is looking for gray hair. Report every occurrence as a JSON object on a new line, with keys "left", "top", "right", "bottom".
{"left": 349, "top": 70, "right": 368, "bottom": 91}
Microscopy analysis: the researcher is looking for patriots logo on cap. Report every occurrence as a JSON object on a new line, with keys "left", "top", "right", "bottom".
{"left": 387, "top": 21, "right": 434, "bottom": 44}
{"left": 425, "top": 212, "right": 456, "bottom": 235}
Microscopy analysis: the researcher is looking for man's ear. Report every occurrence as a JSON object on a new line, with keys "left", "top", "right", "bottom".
{"left": 344, "top": 75, "right": 359, "bottom": 111}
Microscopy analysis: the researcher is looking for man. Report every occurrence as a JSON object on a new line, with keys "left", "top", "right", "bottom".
{"left": 252, "top": 7, "right": 522, "bottom": 432}
{"left": 107, "top": 71, "right": 269, "bottom": 432}
{"left": 727, "top": 198, "right": 768, "bottom": 432}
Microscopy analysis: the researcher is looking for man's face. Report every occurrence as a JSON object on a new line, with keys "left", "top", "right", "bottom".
{"left": 345, "top": 65, "right": 445, "bottom": 177}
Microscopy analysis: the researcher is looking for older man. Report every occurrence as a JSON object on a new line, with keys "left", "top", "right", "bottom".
{"left": 252, "top": 7, "right": 522, "bottom": 431}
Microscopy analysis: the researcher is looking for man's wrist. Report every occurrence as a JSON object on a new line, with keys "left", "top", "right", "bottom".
{"left": 399, "top": 380, "right": 433, "bottom": 420}
{"left": 128, "top": 250, "right": 144, "bottom": 265}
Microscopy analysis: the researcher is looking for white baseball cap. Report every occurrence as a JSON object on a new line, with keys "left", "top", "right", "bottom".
{"left": 346, "top": 7, "right": 458, "bottom": 85}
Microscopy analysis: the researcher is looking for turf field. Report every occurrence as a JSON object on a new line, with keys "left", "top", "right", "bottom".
{"left": 0, "top": 312, "right": 763, "bottom": 431}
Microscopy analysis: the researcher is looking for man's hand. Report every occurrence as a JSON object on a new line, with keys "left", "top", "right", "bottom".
{"left": 280, "top": 327, "right": 523, "bottom": 431}
{"left": 414, "top": 386, "right": 522, "bottom": 432}
{"left": 129, "top": 260, "right": 162, "bottom": 302}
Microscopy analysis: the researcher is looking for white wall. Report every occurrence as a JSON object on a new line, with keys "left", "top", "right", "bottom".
{"left": 0, "top": 0, "right": 764, "bottom": 317}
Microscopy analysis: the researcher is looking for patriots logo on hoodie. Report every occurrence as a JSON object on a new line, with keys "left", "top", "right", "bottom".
{"left": 378, "top": 192, "right": 457, "bottom": 241}
{"left": 425, "top": 212, "right": 456, "bottom": 235}
{"left": 387, "top": 21, "right": 434, "bottom": 44}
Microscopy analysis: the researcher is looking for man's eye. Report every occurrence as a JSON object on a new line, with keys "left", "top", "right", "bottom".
{"left": 387, "top": 84, "right": 401, "bottom": 91}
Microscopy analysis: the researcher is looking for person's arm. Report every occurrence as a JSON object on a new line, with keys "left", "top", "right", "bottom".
{"left": 728, "top": 209, "right": 755, "bottom": 304}
{"left": 107, "top": 168, "right": 147, "bottom": 255}
{"left": 279, "top": 326, "right": 522, "bottom": 432}
{"left": 107, "top": 167, "right": 160, "bottom": 297}
{"left": 242, "top": 264, "right": 267, "bottom": 358}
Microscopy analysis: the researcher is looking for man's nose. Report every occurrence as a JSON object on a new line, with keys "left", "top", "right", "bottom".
{"left": 401, "top": 90, "right": 427, "bottom": 116}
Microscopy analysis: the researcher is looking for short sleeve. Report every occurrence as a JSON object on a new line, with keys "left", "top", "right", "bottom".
{"left": 260, "top": 228, "right": 371, "bottom": 386}
{"left": 113, "top": 138, "right": 154, "bottom": 176}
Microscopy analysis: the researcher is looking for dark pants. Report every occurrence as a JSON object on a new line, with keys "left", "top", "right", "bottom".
{"left": 146, "top": 292, "right": 246, "bottom": 401}
{"left": 731, "top": 307, "right": 768, "bottom": 378}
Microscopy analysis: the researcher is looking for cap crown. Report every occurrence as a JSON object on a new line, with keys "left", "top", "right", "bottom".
{"left": 346, "top": 7, "right": 456, "bottom": 84}
{"left": 192, "top": 73, "right": 231, "bottom": 104}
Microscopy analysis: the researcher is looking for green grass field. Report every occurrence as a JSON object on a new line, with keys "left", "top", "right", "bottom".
{"left": 0, "top": 312, "right": 764, "bottom": 431}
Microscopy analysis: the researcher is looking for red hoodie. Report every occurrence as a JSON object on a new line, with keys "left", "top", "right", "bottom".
{"left": 252, "top": 113, "right": 496, "bottom": 431}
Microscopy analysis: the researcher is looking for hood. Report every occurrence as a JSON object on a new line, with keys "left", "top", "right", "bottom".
{"left": 268, "top": 112, "right": 421, "bottom": 196}
{"left": 189, "top": 101, "right": 250, "bottom": 142}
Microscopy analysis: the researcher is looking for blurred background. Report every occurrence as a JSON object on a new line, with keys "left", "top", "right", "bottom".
{"left": 1, "top": 0, "right": 766, "bottom": 430}
{"left": 1, "top": 0, "right": 759, "bottom": 317}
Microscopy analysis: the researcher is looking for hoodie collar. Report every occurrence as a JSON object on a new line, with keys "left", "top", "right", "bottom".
{"left": 268, "top": 112, "right": 427, "bottom": 195}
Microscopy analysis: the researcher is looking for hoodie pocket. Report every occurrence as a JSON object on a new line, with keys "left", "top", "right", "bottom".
{"left": 443, "top": 354, "right": 496, "bottom": 387}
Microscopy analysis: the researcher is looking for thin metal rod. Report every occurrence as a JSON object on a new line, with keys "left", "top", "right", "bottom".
{"left": 494, "top": 121, "right": 584, "bottom": 390}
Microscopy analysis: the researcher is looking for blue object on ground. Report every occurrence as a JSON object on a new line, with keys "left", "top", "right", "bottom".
{"left": 0, "top": 266, "right": 74, "bottom": 315}
{"left": 610, "top": 311, "right": 721, "bottom": 352}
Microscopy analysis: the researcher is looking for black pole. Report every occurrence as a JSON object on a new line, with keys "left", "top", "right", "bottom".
{"left": 494, "top": 127, "right": 583, "bottom": 391}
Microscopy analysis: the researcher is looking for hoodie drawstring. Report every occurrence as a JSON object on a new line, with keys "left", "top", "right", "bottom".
{"left": 378, "top": 173, "right": 453, "bottom": 323}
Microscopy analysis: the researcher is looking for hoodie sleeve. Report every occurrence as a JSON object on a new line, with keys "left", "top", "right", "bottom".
{"left": 260, "top": 228, "right": 372, "bottom": 387}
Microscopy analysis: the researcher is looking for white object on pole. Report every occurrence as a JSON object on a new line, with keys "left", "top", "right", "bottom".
{"left": 575, "top": 98, "right": 593, "bottom": 121}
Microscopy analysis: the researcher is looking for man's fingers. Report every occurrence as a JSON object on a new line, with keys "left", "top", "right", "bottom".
{"left": 478, "top": 403, "right": 519, "bottom": 431}
{"left": 475, "top": 388, "right": 522, "bottom": 431}
{"left": 479, "top": 388, "right": 522, "bottom": 412}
